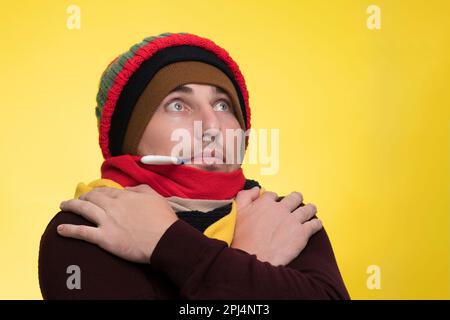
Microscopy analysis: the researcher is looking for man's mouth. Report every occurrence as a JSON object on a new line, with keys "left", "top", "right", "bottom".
{"left": 185, "top": 149, "right": 226, "bottom": 165}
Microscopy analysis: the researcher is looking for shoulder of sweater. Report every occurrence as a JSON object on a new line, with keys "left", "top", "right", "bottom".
{"left": 38, "top": 211, "right": 160, "bottom": 299}
{"left": 243, "top": 179, "right": 261, "bottom": 190}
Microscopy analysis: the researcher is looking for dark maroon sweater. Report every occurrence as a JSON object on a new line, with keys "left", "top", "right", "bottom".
{"left": 38, "top": 182, "right": 350, "bottom": 300}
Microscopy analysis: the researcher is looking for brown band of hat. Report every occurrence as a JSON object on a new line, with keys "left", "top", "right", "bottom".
{"left": 122, "top": 61, "right": 245, "bottom": 155}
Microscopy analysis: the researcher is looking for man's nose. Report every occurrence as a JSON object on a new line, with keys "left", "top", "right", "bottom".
{"left": 196, "top": 104, "right": 221, "bottom": 139}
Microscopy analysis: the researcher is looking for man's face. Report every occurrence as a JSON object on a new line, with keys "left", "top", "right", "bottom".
{"left": 136, "top": 83, "right": 243, "bottom": 172}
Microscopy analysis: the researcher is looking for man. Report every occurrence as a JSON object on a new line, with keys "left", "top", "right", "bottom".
{"left": 38, "top": 32, "right": 350, "bottom": 299}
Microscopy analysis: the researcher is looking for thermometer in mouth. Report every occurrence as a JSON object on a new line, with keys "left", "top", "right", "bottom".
{"left": 140, "top": 155, "right": 186, "bottom": 165}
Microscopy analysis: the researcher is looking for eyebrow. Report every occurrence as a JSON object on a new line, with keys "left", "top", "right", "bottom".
{"left": 168, "top": 85, "right": 193, "bottom": 94}
{"left": 168, "top": 85, "right": 230, "bottom": 97}
{"left": 213, "top": 86, "right": 228, "bottom": 96}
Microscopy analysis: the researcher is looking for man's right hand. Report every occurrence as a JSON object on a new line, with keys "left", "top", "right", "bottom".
{"left": 231, "top": 187, "right": 323, "bottom": 266}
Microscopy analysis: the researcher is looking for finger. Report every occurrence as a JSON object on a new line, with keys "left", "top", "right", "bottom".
{"left": 235, "top": 186, "right": 260, "bottom": 211}
{"left": 80, "top": 187, "right": 122, "bottom": 200}
{"left": 79, "top": 189, "right": 118, "bottom": 211}
{"left": 60, "top": 199, "right": 106, "bottom": 225}
{"left": 292, "top": 203, "right": 317, "bottom": 223}
{"left": 57, "top": 224, "right": 102, "bottom": 245}
{"left": 279, "top": 191, "right": 303, "bottom": 212}
{"left": 124, "top": 184, "right": 159, "bottom": 196}
{"left": 260, "top": 190, "right": 278, "bottom": 202}
{"left": 300, "top": 218, "right": 323, "bottom": 239}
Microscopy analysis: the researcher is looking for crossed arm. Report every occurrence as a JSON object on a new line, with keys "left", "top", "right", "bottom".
{"left": 38, "top": 185, "right": 350, "bottom": 299}
{"left": 39, "top": 213, "right": 349, "bottom": 299}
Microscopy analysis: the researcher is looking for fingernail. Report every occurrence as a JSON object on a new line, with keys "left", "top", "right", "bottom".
{"left": 59, "top": 201, "right": 66, "bottom": 208}
{"left": 57, "top": 225, "right": 64, "bottom": 232}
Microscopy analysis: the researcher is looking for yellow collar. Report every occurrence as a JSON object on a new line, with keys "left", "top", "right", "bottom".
{"left": 74, "top": 179, "right": 244, "bottom": 246}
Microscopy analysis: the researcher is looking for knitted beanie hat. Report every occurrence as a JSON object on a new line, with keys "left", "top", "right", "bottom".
{"left": 95, "top": 32, "right": 251, "bottom": 159}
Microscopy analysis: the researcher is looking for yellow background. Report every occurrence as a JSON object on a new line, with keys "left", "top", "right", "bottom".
{"left": 0, "top": 0, "right": 448, "bottom": 299}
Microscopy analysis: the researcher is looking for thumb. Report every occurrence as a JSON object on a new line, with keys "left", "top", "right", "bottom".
{"left": 235, "top": 186, "right": 260, "bottom": 211}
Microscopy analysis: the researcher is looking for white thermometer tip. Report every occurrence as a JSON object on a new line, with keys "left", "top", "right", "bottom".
{"left": 140, "top": 155, "right": 185, "bottom": 165}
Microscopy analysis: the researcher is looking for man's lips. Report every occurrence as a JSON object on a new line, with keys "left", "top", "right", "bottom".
{"left": 190, "top": 156, "right": 224, "bottom": 165}
{"left": 183, "top": 150, "right": 226, "bottom": 164}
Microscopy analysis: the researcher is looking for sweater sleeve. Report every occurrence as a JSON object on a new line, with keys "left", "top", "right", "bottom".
{"left": 38, "top": 211, "right": 175, "bottom": 299}
{"left": 150, "top": 218, "right": 350, "bottom": 300}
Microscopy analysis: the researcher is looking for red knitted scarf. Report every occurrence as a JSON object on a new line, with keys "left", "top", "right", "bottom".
{"left": 100, "top": 154, "right": 246, "bottom": 200}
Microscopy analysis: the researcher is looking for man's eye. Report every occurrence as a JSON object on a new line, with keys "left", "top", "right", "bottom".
{"left": 166, "top": 101, "right": 185, "bottom": 112}
{"left": 213, "top": 101, "right": 230, "bottom": 112}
